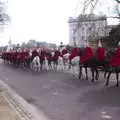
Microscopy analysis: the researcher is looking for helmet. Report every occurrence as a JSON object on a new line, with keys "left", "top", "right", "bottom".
{"left": 118, "top": 41, "right": 120, "bottom": 46}
{"left": 98, "top": 40, "right": 102, "bottom": 47}
{"left": 84, "top": 41, "right": 89, "bottom": 47}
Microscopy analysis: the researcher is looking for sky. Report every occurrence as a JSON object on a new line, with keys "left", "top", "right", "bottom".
{"left": 0, "top": 0, "right": 119, "bottom": 46}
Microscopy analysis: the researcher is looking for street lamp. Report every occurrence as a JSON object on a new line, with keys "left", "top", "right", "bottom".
{"left": 60, "top": 41, "right": 63, "bottom": 48}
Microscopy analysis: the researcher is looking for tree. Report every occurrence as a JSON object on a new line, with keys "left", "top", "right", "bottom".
{"left": 103, "top": 25, "right": 120, "bottom": 49}
{"left": 114, "top": 0, "right": 120, "bottom": 18}
{"left": 109, "top": 24, "right": 120, "bottom": 44}
{"left": 0, "top": 1, "right": 10, "bottom": 25}
{"left": 115, "top": 0, "right": 120, "bottom": 3}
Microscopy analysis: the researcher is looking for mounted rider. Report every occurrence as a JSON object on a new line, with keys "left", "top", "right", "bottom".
{"left": 95, "top": 40, "right": 107, "bottom": 66}
{"left": 54, "top": 48, "right": 61, "bottom": 61}
{"left": 32, "top": 48, "right": 39, "bottom": 60}
{"left": 61, "top": 47, "right": 68, "bottom": 57}
{"left": 109, "top": 41, "right": 120, "bottom": 67}
{"left": 79, "top": 42, "right": 93, "bottom": 65}
{"left": 40, "top": 47, "right": 47, "bottom": 61}
{"left": 69, "top": 46, "right": 78, "bottom": 61}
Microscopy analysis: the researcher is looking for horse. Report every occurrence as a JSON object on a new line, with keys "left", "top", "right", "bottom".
{"left": 47, "top": 51, "right": 60, "bottom": 71}
{"left": 103, "top": 49, "right": 120, "bottom": 87}
{"left": 78, "top": 48, "right": 103, "bottom": 82}
{"left": 78, "top": 47, "right": 120, "bottom": 87}
{"left": 30, "top": 50, "right": 41, "bottom": 72}
{"left": 30, "top": 55, "right": 41, "bottom": 72}
{"left": 62, "top": 53, "right": 70, "bottom": 69}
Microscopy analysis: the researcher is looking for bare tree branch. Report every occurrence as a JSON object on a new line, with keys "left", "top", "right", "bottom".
{"left": 115, "top": 0, "right": 120, "bottom": 3}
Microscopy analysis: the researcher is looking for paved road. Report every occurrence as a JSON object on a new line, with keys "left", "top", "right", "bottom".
{"left": 0, "top": 63, "right": 120, "bottom": 120}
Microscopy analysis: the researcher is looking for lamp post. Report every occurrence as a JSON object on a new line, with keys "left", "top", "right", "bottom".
{"left": 60, "top": 41, "right": 63, "bottom": 48}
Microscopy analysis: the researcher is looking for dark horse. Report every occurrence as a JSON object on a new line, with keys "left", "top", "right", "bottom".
{"left": 77, "top": 47, "right": 99, "bottom": 82}
{"left": 78, "top": 48, "right": 120, "bottom": 87}
{"left": 104, "top": 49, "right": 120, "bottom": 87}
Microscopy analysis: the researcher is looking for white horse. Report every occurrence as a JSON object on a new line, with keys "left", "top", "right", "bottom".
{"left": 30, "top": 49, "right": 41, "bottom": 72}
{"left": 70, "top": 56, "right": 80, "bottom": 76}
{"left": 42, "top": 56, "right": 49, "bottom": 71}
{"left": 57, "top": 56, "right": 64, "bottom": 71}
{"left": 62, "top": 53, "right": 70, "bottom": 69}
{"left": 30, "top": 56, "right": 41, "bottom": 72}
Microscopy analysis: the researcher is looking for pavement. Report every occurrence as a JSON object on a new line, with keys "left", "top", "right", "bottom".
{"left": 0, "top": 61, "right": 120, "bottom": 120}
{"left": 0, "top": 92, "right": 20, "bottom": 120}
{"left": 0, "top": 76, "right": 49, "bottom": 120}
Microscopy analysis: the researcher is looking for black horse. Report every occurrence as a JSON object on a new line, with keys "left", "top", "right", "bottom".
{"left": 78, "top": 48, "right": 120, "bottom": 87}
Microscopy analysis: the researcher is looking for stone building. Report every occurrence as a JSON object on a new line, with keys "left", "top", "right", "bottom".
{"left": 68, "top": 14, "right": 115, "bottom": 49}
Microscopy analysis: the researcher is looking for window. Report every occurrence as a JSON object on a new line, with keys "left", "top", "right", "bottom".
{"left": 82, "top": 36, "right": 84, "bottom": 40}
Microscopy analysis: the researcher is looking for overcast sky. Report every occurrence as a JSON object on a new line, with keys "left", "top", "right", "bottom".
{"left": 0, "top": 0, "right": 119, "bottom": 46}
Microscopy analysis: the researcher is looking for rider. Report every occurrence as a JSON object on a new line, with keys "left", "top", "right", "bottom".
{"left": 95, "top": 40, "right": 107, "bottom": 65}
{"left": 32, "top": 48, "right": 39, "bottom": 58}
{"left": 69, "top": 46, "right": 78, "bottom": 61}
{"left": 79, "top": 42, "right": 93, "bottom": 65}
{"left": 61, "top": 47, "right": 68, "bottom": 57}
{"left": 54, "top": 48, "right": 61, "bottom": 61}
{"left": 40, "top": 47, "right": 47, "bottom": 62}
{"left": 109, "top": 41, "right": 120, "bottom": 67}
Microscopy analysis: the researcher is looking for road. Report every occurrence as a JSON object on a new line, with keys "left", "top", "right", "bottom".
{"left": 0, "top": 63, "right": 120, "bottom": 120}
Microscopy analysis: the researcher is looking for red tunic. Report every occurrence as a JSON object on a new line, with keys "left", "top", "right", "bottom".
{"left": 14, "top": 52, "right": 18, "bottom": 60}
{"left": 41, "top": 50, "right": 46, "bottom": 59}
{"left": 69, "top": 47, "right": 78, "bottom": 60}
{"left": 109, "top": 46, "right": 120, "bottom": 66}
{"left": 80, "top": 47, "right": 93, "bottom": 63}
{"left": 24, "top": 51, "right": 29, "bottom": 59}
{"left": 20, "top": 52, "right": 25, "bottom": 60}
{"left": 62, "top": 49, "right": 67, "bottom": 55}
{"left": 32, "top": 50, "right": 39, "bottom": 57}
{"left": 17, "top": 52, "right": 21, "bottom": 60}
{"left": 54, "top": 50, "right": 60, "bottom": 60}
{"left": 96, "top": 47, "right": 106, "bottom": 61}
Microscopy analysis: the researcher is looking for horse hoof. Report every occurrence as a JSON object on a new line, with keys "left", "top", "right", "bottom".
{"left": 96, "top": 78, "right": 98, "bottom": 81}
{"left": 91, "top": 79, "right": 94, "bottom": 83}
{"left": 116, "top": 84, "right": 119, "bottom": 87}
{"left": 105, "top": 83, "right": 109, "bottom": 86}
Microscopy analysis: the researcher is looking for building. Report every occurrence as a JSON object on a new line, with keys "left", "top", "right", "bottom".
{"left": 47, "top": 43, "right": 57, "bottom": 49}
{"left": 68, "top": 17, "right": 79, "bottom": 46}
{"left": 68, "top": 14, "right": 114, "bottom": 48}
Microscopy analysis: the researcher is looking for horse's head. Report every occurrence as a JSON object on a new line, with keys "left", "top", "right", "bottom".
{"left": 63, "top": 53, "right": 70, "bottom": 59}
{"left": 44, "top": 56, "right": 47, "bottom": 60}
{"left": 78, "top": 47, "right": 84, "bottom": 56}
{"left": 51, "top": 52, "right": 55, "bottom": 57}
{"left": 106, "top": 49, "right": 115, "bottom": 60}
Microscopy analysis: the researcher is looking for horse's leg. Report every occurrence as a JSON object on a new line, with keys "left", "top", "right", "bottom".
{"left": 49, "top": 60, "right": 52, "bottom": 71}
{"left": 95, "top": 68, "right": 99, "bottom": 80}
{"left": 40, "top": 62, "right": 43, "bottom": 71}
{"left": 116, "top": 72, "right": 119, "bottom": 87}
{"left": 23, "top": 60, "right": 25, "bottom": 69}
{"left": 49, "top": 64, "right": 52, "bottom": 71}
{"left": 105, "top": 72, "right": 111, "bottom": 86}
{"left": 104, "top": 71, "right": 107, "bottom": 78}
{"left": 50, "top": 62, "right": 53, "bottom": 71}
{"left": 53, "top": 61, "right": 56, "bottom": 72}
{"left": 54, "top": 61, "right": 57, "bottom": 72}
{"left": 116, "top": 67, "right": 119, "bottom": 87}
{"left": 69, "top": 60, "right": 71, "bottom": 70}
{"left": 78, "top": 64, "right": 82, "bottom": 79}
{"left": 91, "top": 67, "right": 95, "bottom": 82}
{"left": 30, "top": 62, "right": 33, "bottom": 71}
{"left": 38, "top": 63, "right": 40, "bottom": 72}
{"left": 85, "top": 67, "right": 88, "bottom": 80}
